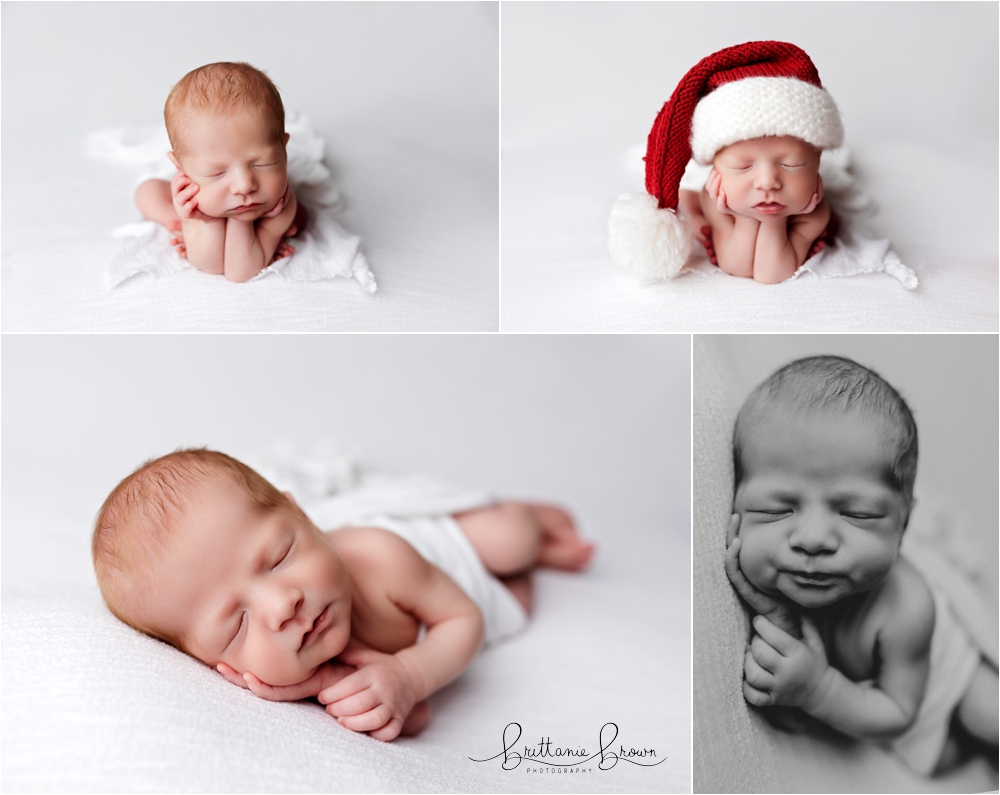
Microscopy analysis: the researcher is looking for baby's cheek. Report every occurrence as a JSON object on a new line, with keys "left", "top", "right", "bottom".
{"left": 738, "top": 531, "right": 779, "bottom": 592}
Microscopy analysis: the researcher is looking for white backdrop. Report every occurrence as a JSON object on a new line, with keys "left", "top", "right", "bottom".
{"left": 1, "top": 2, "right": 500, "bottom": 331}
{"left": 1, "top": 334, "right": 692, "bottom": 792}
{"left": 500, "top": 1, "right": 999, "bottom": 331}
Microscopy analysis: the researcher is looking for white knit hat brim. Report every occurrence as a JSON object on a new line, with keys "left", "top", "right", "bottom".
{"left": 690, "top": 77, "right": 844, "bottom": 165}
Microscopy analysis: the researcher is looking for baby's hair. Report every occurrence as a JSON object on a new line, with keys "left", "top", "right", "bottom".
{"left": 92, "top": 448, "right": 293, "bottom": 650}
{"left": 733, "top": 355, "right": 918, "bottom": 504}
{"left": 164, "top": 62, "right": 285, "bottom": 156}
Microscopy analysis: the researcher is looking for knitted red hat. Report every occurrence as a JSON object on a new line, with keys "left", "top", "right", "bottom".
{"left": 609, "top": 41, "right": 843, "bottom": 283}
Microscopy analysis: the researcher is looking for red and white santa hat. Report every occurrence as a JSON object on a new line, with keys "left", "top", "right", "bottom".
{"left": 609, "top": 41, "right": 843, "bottom": 283}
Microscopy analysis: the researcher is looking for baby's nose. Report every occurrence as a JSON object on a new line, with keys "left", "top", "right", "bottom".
{"left": 230, "top": 170, "right": 257, "bottom": 194}
{"left": 263, "top": 590, "right": 303, "bottom": 631}
{"left": 755, "top": 170, "right": 780, "bottom": 191}
{"left": 789, "top": 515, "right": 838, "bottom": 554}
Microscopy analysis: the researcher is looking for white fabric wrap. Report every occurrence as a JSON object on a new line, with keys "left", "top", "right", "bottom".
{"left": 690, "top": 77, "right": 844, "bottom": 165}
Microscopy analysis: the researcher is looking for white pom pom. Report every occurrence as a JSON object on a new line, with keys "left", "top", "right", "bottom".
{"left": 608, "top": 193, "right": 694, "bottom": 283}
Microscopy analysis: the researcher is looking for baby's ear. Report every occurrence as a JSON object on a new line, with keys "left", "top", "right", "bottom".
{"left": 283, "top": 490, "right": 303, "bottom": 512}
{"left": 167, "top": 151, "right": 182, "bottom": 171}
{"left": 283, "top": 132, "right": 290, "bottom": 146}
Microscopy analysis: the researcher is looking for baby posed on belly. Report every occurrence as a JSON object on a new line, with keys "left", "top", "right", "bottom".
{"left": 609, "top": 41, "right": 843, "bottom": 283}
{"left": 724, "top": 356, "right": 997, "bottom": 774}
{"left": 134, "top": 62, "right": 307, "bottom": 282}
{"left": 92, "top": 449, "right": 594, "bottom": 741}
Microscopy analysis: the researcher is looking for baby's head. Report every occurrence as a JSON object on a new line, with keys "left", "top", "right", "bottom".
{"left": 164, "top": 62, "right": 289, "bottom": 220}
{"left": 93, "top": 449, "right": 351, "bottom": 686}
{"left": 710, "top": 135, "right": 821, "bottom": 218}
{"left": 731, "top": 356, "right": 918, "bottom": 609}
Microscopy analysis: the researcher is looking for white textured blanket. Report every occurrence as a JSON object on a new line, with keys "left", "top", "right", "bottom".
{"left": 87, "top": 113, "right": 376, "bottom": 292}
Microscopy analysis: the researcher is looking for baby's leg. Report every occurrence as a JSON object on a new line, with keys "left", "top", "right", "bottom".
{"left": 454, "top": 502, "right": 594, "bottom": 577}
{"left": 134, "top": 179, "right": 181, "bottom": 231}
{"left": 956, "top": 660, "right": 998, "bottom": 745}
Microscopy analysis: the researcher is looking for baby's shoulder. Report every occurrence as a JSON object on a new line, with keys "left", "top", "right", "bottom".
{"left": 869, "top": 557, "right": 935, "bottom": 655}
{"left": 328, "top": 525, "right": 425, "bottom": 576}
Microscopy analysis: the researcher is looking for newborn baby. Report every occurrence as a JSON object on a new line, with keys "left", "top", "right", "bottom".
{"left": 609, "top": 41, "right": 844, "bottom": 283}
{"left": 134, "top": 62, "right": 305, "bottom": 282}
{"left": 92, "top": 449, "right": 594, "bottom": 741}
{"left": 724, "top": 356, "right": 997, "bottom": 774}
{"left": 678, "top": 136, "right": 831, "bottom": 283}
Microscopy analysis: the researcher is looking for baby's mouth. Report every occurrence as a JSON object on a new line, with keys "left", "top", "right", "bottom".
{"left": 231, "top": 202, "right": 262, "bottom": 213}
{"left": 753, "top": 202, "right": 786, "bottom": 214}
{"left": 300, "top": 605, "right": 331, "bottom": 650}
{"left": 789, "top": 570, "right": 837, "bottom": 587}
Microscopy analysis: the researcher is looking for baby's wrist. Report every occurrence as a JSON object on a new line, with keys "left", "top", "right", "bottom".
{"left": 801, "top": 665, "right": 837, "bottom": 715}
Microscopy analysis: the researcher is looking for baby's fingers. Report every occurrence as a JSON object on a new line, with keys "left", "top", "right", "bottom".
{"left": 752, "top": 615, "right": 798, "bottom": 656}
{"left": 368, "top": 717, "right": 405, "bottom": 743}
{"left": 742, "top": 678, "right": 774, "bottom": 707}
{"left": 242, "top": 671, "right": 316, "bottom": 702}
{"left": 724, "top": 538, "right": 757, "bottom": 600}
{"left": 324, "top": 687, "right": 379, "bottom": 717}
{"left": 744, "top": 649, "right": 776, "bottom": 691}
{"left": 748, "top": 635, "right": 781, "bottom": 673}
{"left": 216, "top": 662, "right": 250, "bottom": 689}
{"left": 334, "top": 704, "right": 394, "bottom": 734}
{"left": 717, "top": 188, "right": 729, "bottom": 213}
{"left": 318, "top": 670, "right": 368, "bottom": 705}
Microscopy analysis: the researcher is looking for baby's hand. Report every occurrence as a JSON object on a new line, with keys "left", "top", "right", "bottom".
{"left": 317, "top": 645, "right": 420, "bottom": 742}
{"left": 793, "top": 174, "right": 824, "bottom": 216}
{"left": 743, "top": 615, "right": 830, "bottom": 710}
{"left": 706, "top": 168, "right": 733, "bottom": 215}
{"left": 216, "top": 660, "right": 355, "bottom": 701}
{"left": 171, "top": 172, "right": 218, "bottom": 223}
{"left": 262, "top": 183, "right": 292, "bottom": 219}
{"left": 725, "top": 516, "right": 801, "bottom": 638}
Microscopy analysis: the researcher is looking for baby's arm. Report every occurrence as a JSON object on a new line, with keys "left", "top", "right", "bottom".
{"left": 171, "top": 173, "right": 227, "bottom": 274}
{"left": 223, "top": 185, "right": 297, "bottom": 282}
{"left": 701, "top": 171, "right": 759, "bottom": 279}
{"left": 753, "top": 178, "right": 828, "bottom": 284}
{"left": 316, "top": 531, "right": 485, "bottom": 742}
{"left": 746, "top": 585, "right": 934, "bottom": 739}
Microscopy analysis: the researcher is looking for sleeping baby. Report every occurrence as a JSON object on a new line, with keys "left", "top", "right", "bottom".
{"left": 609, "top": 41, "right": 843, "bottom": 283}
{"left": 134, "top": 62, "right": 306, "bottom": 282}
{"left": 724, "top": 356, "right": 997, "bottom": 774}
{"left": 92, "top": 449, "right": 594, "bottom": 741}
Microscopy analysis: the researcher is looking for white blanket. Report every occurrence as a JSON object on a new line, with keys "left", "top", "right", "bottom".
{"left": 88, "top": 113, "right": 377, "bottom": 292}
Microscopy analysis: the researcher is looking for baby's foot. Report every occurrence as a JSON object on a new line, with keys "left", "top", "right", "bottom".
{"left": 268, "top": 240, "right": 296, "bottom": 265}
{"left": 530, "top": 504, "right": 595, "bottom": 570}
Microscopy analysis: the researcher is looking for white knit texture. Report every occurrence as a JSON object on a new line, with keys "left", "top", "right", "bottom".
{"left": 608, "top": 192, "right": 695, "bottom": 282}
{"left": 690, "top": 77, "right": 844, "bottom": 164}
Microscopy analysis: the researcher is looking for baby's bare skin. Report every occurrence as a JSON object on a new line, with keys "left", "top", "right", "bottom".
{"left": 207, "top": 500, "right": 595, "bottom": 741}
{"left": 682, "top": 136, "right": 831, "bottom": 284}
{"left": 134, "top": 109, "right": 302, "bottom": 282}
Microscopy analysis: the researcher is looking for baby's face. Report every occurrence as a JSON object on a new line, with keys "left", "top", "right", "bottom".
{"left": 144, "top": 481, "right": 351, "bottom": 686}
{"left": 733, "top": 409, "right": 909, "bottom": 610}
{"left": 713, "top": 136, "right": 820, "bottom": 219}
{"left": 169, "top": 109, "right": 289, "bottom": 221}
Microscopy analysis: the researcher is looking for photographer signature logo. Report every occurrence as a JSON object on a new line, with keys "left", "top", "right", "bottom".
{"left": 469, "top": 722, "right": 664, "bottom": 772}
